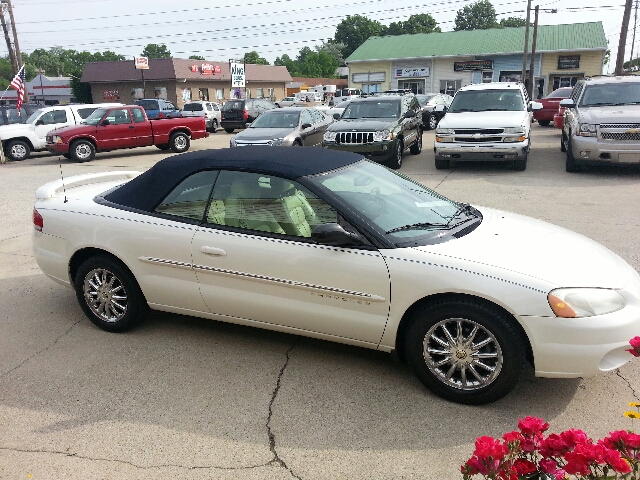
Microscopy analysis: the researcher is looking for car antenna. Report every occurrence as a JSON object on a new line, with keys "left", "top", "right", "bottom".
{"left": 59, "top": 159, "right": 68, "bottom": 203}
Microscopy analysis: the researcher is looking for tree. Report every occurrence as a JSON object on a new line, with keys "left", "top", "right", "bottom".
{"left": 499, "top": 17, "right": 527, "bottom": 28}
{"left": 141, "top": 44, "right": 171, "bottom": 59}
{"left": 189, "top": 55, "right": 205, "bottom": 60}
{"left": 274, "top": 53, "right": 297, "bottom": 75}
{"left": 383, "top": 14, "right": 441, "bottom": 36}
{"left": 334, "top": 15, "right": 384, "bottom": 59}
{"left": 243, "top": 51, "right": 269, "bottom": 65}
{"left": 454, "top": 0, "right": 499, "bottom": 31}
{"left": 623, "top": 57, "right": 640, "bottom": 70}
{"left": 315, "top": 40, "right": 346, "bottom": 66}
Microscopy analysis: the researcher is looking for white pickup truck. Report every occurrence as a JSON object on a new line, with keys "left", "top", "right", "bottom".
{"left": 0, "top": 103, "right": 122, "bottom": 160}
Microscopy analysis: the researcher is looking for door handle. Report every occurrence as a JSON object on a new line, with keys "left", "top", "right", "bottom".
{"left": 200, "top": 246, "right": 227, "bottom": 256}
{"left": 129, "top": 125, "right": 135, "bottom": 129}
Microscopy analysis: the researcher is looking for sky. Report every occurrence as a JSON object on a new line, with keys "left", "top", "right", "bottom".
{"left": 5, "top": 0, "right": 639, "bottom": 75}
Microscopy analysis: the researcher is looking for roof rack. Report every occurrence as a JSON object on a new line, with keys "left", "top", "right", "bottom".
{"left": 379, "top": 89, "right": 414, "bottom": 95}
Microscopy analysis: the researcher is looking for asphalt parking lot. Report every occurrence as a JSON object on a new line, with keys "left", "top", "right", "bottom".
{"left": 1, "top": 125, "right": 639, "bottom": 479}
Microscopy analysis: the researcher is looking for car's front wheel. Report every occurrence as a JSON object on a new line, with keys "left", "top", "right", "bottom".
{"left": 404, "top": 299, "right": 526, "bottom": 405}
{"left": 169, "top": 132, "right": 190, "bottom": 153}
{"left": 6, "top": 140, "right": 31, "bottom": 161}
{"left": 75, "top": 255, "right": 148, "bottom": 332}
{"left": 388, "top": 140, "right": 403, "bottom": 169}
{"left": 224, "top": 128, "right": 235, "bottom": 133}
{"left": 428, "top": 114, "right": 438, "bottom": 130}
{"left": 70, "top": 140, "right": 95, "bottom": 162}
{"left": 435, "top": 158, "right": 450, "bottom": 169}
{"left": 410, "top": 130, "right": 422, "bottom": 155}
{"left": 560, "top": 132, "right": 567, "bottom": 152}
{"left": 565, "top": 136, "right": 582, "bottom": 172}
{"left": 538, "top": 120, "right": 550, "bottom": 126}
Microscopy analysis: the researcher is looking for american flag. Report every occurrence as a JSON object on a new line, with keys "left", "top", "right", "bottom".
{"left": 10, "top": 65, "right": 26, "bottom": 114}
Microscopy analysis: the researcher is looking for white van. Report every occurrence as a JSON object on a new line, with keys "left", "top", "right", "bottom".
{"left": 0, "top": 103, "right": 123, "bottom": 160}
{"left": 294, "top": 92, "right": 322, "bottom": 103}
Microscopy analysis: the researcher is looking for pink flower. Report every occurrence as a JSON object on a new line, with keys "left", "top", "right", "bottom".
{"left": 559, "top": 428, "right": 591, "bottom": 448}
{"left": 518, "top": 416, "right": 550, "bottom": 437}
{"left": 604, "top": 448, "right": 632, "bottom": 473}
{"left": 473, "top": 436, "right": 508, "bottom": 461}
{"left": 513, "top": 458, "right": 537, "bottom": 475}
{"left": 539, "top": 433, "right": 572, "bottom": 457}
{"left": 627, "top": 336, "right": 640, "bottom": 357}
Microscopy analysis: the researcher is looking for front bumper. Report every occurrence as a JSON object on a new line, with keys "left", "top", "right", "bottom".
{"left": 322, "top": 140, "right": 396, "bottom": 162}
{"left": 570, "top": 134, "right": 640, "bottom": 164}
{"left": 46, "top": 142, "right": 69, "bottom": 155}
{"left": 434, "top": 139, "right": 529, "bottom": 161}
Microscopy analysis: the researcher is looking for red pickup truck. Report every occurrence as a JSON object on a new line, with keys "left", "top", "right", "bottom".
{"left": 46, "top": 105, "right": 208, "bottom": 162}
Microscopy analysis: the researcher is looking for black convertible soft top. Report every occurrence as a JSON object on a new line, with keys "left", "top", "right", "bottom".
{"left": 103, "top": 146, "right": 363, "bottom": 212}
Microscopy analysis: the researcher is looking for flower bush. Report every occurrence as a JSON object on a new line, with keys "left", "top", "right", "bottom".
{"left": 462, "top": 337, "right": 640, "bottom": 480}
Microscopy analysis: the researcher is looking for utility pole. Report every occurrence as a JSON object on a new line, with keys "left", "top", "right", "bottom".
{"left": 630, "top": 0, "right": 639, "bottom": 66}
{"left": 529, "top": 5, "right": 540, "bottom": 99}
{"left": 5, "top": 0, "right": 22, "bottom": 68}
{"left": 521, "top": 0, "right": 532, "bottom": 90}
{"left": 0, "top": 3, "right": 16, "bottom": 74}
{"left": 616, "top": 0, "right": 634, "bottom": 75}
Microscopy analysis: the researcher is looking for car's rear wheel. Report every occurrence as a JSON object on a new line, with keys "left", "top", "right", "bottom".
{"left": 565, "top": 137, "right": 582, "bottom": 172}
{"left": 224, "top": 128, "right": 235, "bottom": 133}
{"left": 70, "top": 140, "right": 95, "bottom": 162}
{"left": 410, "top": 130, "right": 422, "bottom": 155}
{"left": 6, "top": 140, "right": 30, "bottom": 161}
{"left": 210, "top": 119, "right": 218, "bottom": 133}
{"left": 388, "top": 140, "right": 403, "bottom": 169}
{"left": 75, "top": 255, "right": 148, "bottom": 332}
{"left": 155, "top": 144, "right": 170, "bottom": 150}
{"left": 404, "top": 299, "right": 526, "bottom": 405}
{"left": 435, "top": 158, "right": 450, "bottom": 169}
{"left": 169, "top": 132, "right": 190, "bottom": 153}
{"left": 428, "top": 114, "right": 438, "bottom": 130}
{"left": 538, "top": 120, "right": 550, "bottom": 126}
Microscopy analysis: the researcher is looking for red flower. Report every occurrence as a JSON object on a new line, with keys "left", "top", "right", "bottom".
{"left": 539, "top": 433, "right": 572, "bottom": 457}
{"left": 559, "top": 428, "right": 591, "bottom": 448}
{"left": 518, "top": 416, "right": 550, "bottom": 437}
{"left": 602, "top": 430, "right": 640, "bottom": 452}
{"left": 473, "top": 436, "right": 508, "bottom": 461}
{"left": 604, "top": 448, "right": 632, "bottom": 473}
{"left": 627, "top": 336, "right": 640, "bottom": 356}
{"left": 513, "top": 458, "right": 537, "bottom": 475}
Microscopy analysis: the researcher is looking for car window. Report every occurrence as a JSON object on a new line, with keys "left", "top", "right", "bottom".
{"left": 546, "top": 88, "right": 572, "bottom": 99}
{"left": 310, "top": 109, "right": 325, "bottom": 123}
{"left": 448, "top": 90, "right": 524, "bottom": 113}
{"left": 77, "top": 107, "right": 98, "bottom": 119}
{"left": 105, "top": 108, "right": 131, "bottom": 125}
{"left": 250, "top": 112, "right": 300, "bottom": 128}
{"left": 212, "top": 104, "right": 220, "bottom": 111}
{"left": 579, "top": 83, "right": 640, "bottom": 107}
{"left": 38, "top": 109, "right": 68, "bottom": 125}
{"left": 135, "top": 100, "right": 159, "bottom": 110}
{"left": 155, "top": 170, "right": 219, "bottom": 221}
{"left": 183, "top": 103, "right": 204, "bottom": 112}
{"left": 300, "top": 109, "right": 313, "bottom": 126}
{"left": 206, "top": 170, "right": 338, "bottom": 238}
{"left": 342, "top": 100, "right": 400, "bottom": 119}
{"left": 131, "top": 107, "right": 146, "bottom": 123}
{"left": 223, "top": 100, "right": 243, "bottom": 111}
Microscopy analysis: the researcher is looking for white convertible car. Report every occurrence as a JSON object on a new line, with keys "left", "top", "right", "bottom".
{"left": 32, "top": 147, "right": 640, "bottom": 404}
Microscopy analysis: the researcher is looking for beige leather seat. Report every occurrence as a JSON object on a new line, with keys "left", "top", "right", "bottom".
{"left": 225, "top": 177, "right": 285, "bottom": 234}
{"left": 272, "top": 179, "right": 317, "bottom": 237}
{"left": 206, "top": 200, "right": 225, "bottom": 225}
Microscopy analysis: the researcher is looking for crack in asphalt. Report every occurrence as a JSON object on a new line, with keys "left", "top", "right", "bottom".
{"left": 616, "top": 369, "right": 640, "bottom": 400}
{"left": 0, "top": 318, "right": 84, "bottom": 379}
{"left": 266, "top": 338, "right": 303, "bottom": 480}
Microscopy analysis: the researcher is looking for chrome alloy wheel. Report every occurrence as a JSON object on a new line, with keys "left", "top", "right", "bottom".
{"left": 74, "top": 143, "right": 93, "bottom": 160}
{"left": 423, "top": 318, "right": 503, "bottom": 391}
{"left": 83, "top": 268, "right": 128, "bottom": 323}
{"left": 173, "top": 134, "right": 188, "bottom": 150}
{"left": 10, "top": 143, "right": 28, "bottom": 159}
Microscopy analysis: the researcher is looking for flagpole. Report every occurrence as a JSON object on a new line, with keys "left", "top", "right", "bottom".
{"left": 0, "top": 84, "right": 12, "bottom": 101}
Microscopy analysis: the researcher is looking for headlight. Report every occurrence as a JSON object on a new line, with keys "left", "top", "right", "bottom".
{"left": 373, "top": 129, "right": 391, "bottom": 141}
{"left": 503, "top": 127, "right": 525, "bottom": 135}
{"left": 50, "top": 135, "right": 62, "bottom": 144}
{"left": 268, "top": 138, "right": 284, "bottom": 146}
{"left": 548, "top": 288, "right": 626, "bottom": 318}
{"left": 578, "top": 123, "right": 597, "bottom": 137}
{"left": 323, "top": 131, "right": 337, "bottom": 142}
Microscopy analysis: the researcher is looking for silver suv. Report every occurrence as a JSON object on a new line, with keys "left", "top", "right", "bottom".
{"left": 181, "top": 100, "right": 221, "bottom": 133}
{"left": 560, "top": 76, "right": 640, "bottom": 172}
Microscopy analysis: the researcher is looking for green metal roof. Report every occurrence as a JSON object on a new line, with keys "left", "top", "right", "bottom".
{"left": 346, "top": 22, "right": 607, "bottom": 62}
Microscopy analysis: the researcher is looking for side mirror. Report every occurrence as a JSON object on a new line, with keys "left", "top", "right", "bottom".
{"left": 333, "top": 113, "right": 341, "bottom": 120}
{"left": 35, "top": 119, "right": 45, "bottom": 126}
{"left": 100, "top": 119, "right": 110, "bottom": 126}
{"left": 559, "top": 98, "right": 576, "bottom": 109}
{"left": 311, "top": 223, "right": 366, "bottom": 247}
{"left": 434, "top": 104, "right": 446, "bottom": 112}
{"left": 301, "top": 123, "right": 312, "bottom": 129}
{"left": 403, "top": 110, "right": 416, "bottom": 118}
{"left": 529, "top": 101, "right": 543, "bottom": 111}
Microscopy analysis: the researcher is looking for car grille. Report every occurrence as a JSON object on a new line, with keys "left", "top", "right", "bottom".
{"left": 453, "top": 128, "right": 504, "bottom": 135}
{"left": 336, "top": 132, "right": 374, "bottom": 144}
{"left": 600, "top": 124, "right": 640, "bottom": 129}
{"left": 455, "top": 136, "right": 503, "bottom": 143}
{"left": 601, "top": 132, "right": 640, "bottom": 141}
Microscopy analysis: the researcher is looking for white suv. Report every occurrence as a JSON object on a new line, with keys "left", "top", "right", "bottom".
{"left": 181, "top": 100, "right": 221, "bottom": 133}
{"left": 560, "top": 76, "right": 640, "bottom": 172}
{"left": 434, "top": 82, "right": 542, "bottom": 171}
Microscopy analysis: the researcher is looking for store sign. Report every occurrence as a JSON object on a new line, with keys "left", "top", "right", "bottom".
{"left": 190, "top": 64, "right": 222, "bottom": 75}
{"left": 395, "top": 67, "right": 430, "bottom": 78}
{"left": 454, "top": 60, "right": 493, "bottom": 71}
{"left": 558, "top": 55, "right": 580, "bottom": 70}
{"left": 190, "top": 64, "right": 199, "bottom": 73}
{"left": 134, "top": 57, "right": 149, "bottom": 70}
{"left": 103, "top": 90, "right": 120, "bottom": 100}
{"left": 231, "top": 63, "right": 245, "bottom": 88}
{"left": 352, "top": 72, "right": 386, "bottom": 83}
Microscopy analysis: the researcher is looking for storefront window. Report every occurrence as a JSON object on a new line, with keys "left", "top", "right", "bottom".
{"left": 131, "top": 88, "right": 144, "bottom": 100}
{"left": 439, "top": 80, "right": 462, "bottom": 96}
{"left": 255, "top": 88, "right": 264, "bottom": 98}
{"left": 482, "top": 71, "right": 493, "bottom": 83}
{"left": 216, "top": 89, "right": 225, "bottom": 100}
{"left": 154, "top": 87, "right": 167, "bottom": 99}
{"left": 199, "top": 88, "right": 209, "bottom": 101}
{"left": 362, "top": 84, "right": 381, "bottom": 94}
{"left": 181, "top": 88, "right": 192, "bottom": 102}
{"left": 552, "top": 76, "right": 580, "bottom": 90}
{"left": 399, "top": 81, "right": 423, "bottom": 94}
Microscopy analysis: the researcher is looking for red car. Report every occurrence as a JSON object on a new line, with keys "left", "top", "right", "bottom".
{"left": 533, "top": 87, "right": 573, "bottom": 126}
{"left": 553, "top": 106, "right": 566, "bottom": 129}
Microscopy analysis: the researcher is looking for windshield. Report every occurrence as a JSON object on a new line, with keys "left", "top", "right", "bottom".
{"left": 580, "top": 83, "right": 640, "bottom": 107}
{"left": 448, "top": 89, "right": 525, "bottom": 113}
{"left": 306, "top": 160, "right": 476, "bottom": 246}
{"left": 25, "top": 109, "right": 45, "bottom": 124}
{"left": 416, "top": 94, "right": 437, "bottom": 105}
{"left": 342, "top": 100, "right": 401, "bottom": 119}
{"left": 249, "top": 112, "right": 300, "bottom": 128}
{"left": 222, "top": 101, "right": 243, "bottom": 111}
{"left": 546, "top": 88, "right": 572, "bottom": 99}
{"left": 135, "top": 100, "right": 158, "bottom": 110}
{"left": 83, "top": 108, "right": 109, "bottom": 126}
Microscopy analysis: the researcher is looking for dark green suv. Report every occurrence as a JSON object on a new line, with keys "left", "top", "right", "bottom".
{"left": 321, "top": 92, "right": 422, "bottom": 169}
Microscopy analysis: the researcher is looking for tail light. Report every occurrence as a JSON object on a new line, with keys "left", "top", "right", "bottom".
{"left": 33, "top": 208, "right": 43, "bottom": 232}
{"left": 158, "top": 112, "right": 164, "bottom": 118}
{"left": 242, "top": 109, "right": 249, "bottom": 120}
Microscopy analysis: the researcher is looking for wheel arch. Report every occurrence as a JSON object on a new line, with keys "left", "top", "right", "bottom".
{"left": 68, "top": 247, "right": 145, "bottom": 303}
{"left": 3, "top": 136, "right": 35, "bottom": 150}
{"left": 70, "top": 136, "right": 97, "bottom": 148}
{"left": 169, "top": 127, "right": 192, "bottom": 138}
{"left": 392, "top": 292, "right": 533, "bottom": 366}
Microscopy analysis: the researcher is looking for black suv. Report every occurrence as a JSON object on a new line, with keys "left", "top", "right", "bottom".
{"left": 221, "top": 98, "right": 277, "bottom": 133}
{"left": 321, "top": 92, "right": 422, "bottom": 169}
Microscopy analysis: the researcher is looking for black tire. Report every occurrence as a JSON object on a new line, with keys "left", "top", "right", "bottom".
{"left": 404, "top": 299, "right": 526, "bottom": 405}
{"left": 565, "top": 137, "right": 581, "bottom": 172}
{"left": 210, "top": 119, "right": 218, "bottom": 133}
{"left": 62, "top": 153, "right": 71, "bottom": 159}
{"left": 410, "top": 130, "right": 422, "bottom": 155}
{"left": 6, "top": 140, "right": 30, "bottom": 161}
{"left": 155, "top": 144, "right": 170, "bottom": 150}
{"left": 538, "top": 120, "right": 550, "bottom": 127}
{"left": 169, "top": 132, "right": 190, "bottom": 153}
{"left": 70, "top": 139, "right": 95, "bottom": 163}
{"left": 435, "top": 158, "right": 450, "bottom": 169}
{"left": 292, "top": 140, "right": 302, "bottom": 146}
{"left": 560, "top": 133, "right": 567, "bottom": 152}
{"left": 428, "top": 113, "right": 438, "bottom": 131}
{"left": 388, "top": 140, "right": 403, "bottom": 169}
{"left": 512, "top": 155, "right": 527, "bottom": 171}
{"left": 224, "top": 128, "right": 235, "bottom": 133}
{"left": 74, "top": 255, "right": 148, "bottom": 332}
